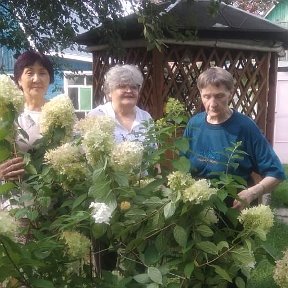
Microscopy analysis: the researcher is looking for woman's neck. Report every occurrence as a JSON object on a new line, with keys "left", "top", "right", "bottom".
{"left": 112, "top": 103, "right": 136, "bottom": 117}
{"left": 207, "top": 108, "right": 233, "bottom": 124}
{"left": 24, "top": 96, "right": 46, "bottom": 112}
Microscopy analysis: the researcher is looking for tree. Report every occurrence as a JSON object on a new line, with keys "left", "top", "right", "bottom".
{"left": 0, "top": 0, "right": 127, "bottom": 54}
{"left": 1, "top": 0, "right": 198, "bottom": 55}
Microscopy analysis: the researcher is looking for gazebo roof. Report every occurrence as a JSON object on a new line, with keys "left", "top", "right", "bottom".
{"left": 76, "top": 0, "right": 288, "bottom": 49}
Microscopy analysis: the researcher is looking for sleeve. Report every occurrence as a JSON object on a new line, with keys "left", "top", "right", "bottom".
{"left": 247, "top": 121, "right": 286, "bottom": 180}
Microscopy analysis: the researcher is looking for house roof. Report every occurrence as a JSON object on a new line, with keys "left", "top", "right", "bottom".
{"left": 76, "top": 0, "right": 288, "bottom": 49}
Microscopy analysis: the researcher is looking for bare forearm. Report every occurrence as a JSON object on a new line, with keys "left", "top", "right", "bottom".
{"left": 232, "top": 176, "right": 282, "bottom": 210}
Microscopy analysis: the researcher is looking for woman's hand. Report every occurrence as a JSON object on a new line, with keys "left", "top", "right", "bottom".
{"left": 232, "top": 189, "right": 256, "bottom": 210}
{"left": 0, "top": 157, "right": 25, "bottom": 181}
{"left": 232, "top": 176, "right": 282, "bottom": 210}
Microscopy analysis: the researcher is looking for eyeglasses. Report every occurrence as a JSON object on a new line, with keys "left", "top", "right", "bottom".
{"left": 116, "top": 84, "right": 140, "bottom": 91}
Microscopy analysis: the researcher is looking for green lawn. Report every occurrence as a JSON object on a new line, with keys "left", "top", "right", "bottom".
{"left": 248, "top": 164, "right": 288, "bottom": 288}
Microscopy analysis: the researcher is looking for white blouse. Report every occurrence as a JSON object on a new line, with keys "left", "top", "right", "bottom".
{"left": 88, "top": 102, "right": 153, "bottom": 144}
{"left": 16, "top": 109, "right": 42, "bottom": 152}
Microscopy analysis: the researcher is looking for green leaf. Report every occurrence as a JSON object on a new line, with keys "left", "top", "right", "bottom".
{"left": 196, "top": 241, "right": 218, "bottom": 255}
{"left": 145, "top": 244, "right": 160, "bottom": 265}
{"left": 211, "top": 264, "right": 232, "bottom": 282}
{"left": 112, "top": 171, "right": 129, "bottom": 187}
{"left": 72, "top": 194, "right": 87, "bottom": 209}
{"left": 91, "top": 223, "right": 107, "bottom": 239}
{"left": 0, "top": 140, "right": 11, "bottom": 162}
{"left": 172, "top": 156, "right": 190, "bottom": 173}
{"left": 30, "top": 279, "right": 55, "bottom": 288}
{"left": 25, "top": 163, "right": 38, "bottom": 175}
{"left": 184, "top": 262, "right": 194, "bottom": 278}
{"left": 147, "top": 284, "right": 159, "bottom": 288}
{"left": 173, "top": 225, "right": 187, "bottom": 247}
{"left": 230, "top": 247, "right": 255, "bottom": 268}
{"left": 235, "top": 276, "right": 246, "bottom": 288}
{"left": 163, "top": 201, "right": 176, "bottom": 219}
{"left": 196, "top": 225, "right": 214, "bottom": 237}
{"left": 174, "top": 138, "right": 189, "bottom": 152}
{"left": 125, "top": 208, "right": 146, "bottom": 219}
{"left": 0, "top": 181, "right": 16, "bottom": 195}
{"left": 217, "top": 241, "right": 229, "bottom": 252}
{"left": 133, "top": 273, "right": 150, "bottom": 284}
{"left": 148, "top": 266, "right": 163, "bottom": 285}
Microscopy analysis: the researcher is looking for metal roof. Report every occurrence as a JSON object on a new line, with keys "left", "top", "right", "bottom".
{"left": 76, "top": 0, "right": 288, "bottom": 49}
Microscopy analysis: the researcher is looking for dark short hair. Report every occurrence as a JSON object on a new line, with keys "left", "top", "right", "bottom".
{"left": 14, "top": 50, "right": 54, "bottom": 84}
{"left": 197, "top": 67, "right": 234, "bottom": 92}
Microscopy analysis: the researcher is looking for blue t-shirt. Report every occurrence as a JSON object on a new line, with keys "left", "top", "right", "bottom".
{"left": 183, "top": 110, "right": 286, "bottom": 183}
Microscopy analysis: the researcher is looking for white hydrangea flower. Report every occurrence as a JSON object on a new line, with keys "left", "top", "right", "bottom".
{"left": 110, "top": 141, "right": 144, "bottom": 173}
{"left": 61, "top": 230, "right": 91, "bottom": 259}
{"left": 44, "top": 142, "right": 87, "bottom": 181}
{"left": 0, "top": 210, "right": 19, "bottom": 239}
{"left": 165, "top": 98, "right": 186, "bottom": 118}
{"left": 238, "top": 204, "right": 274, "bottom": 235}
{"left": 82, "top": 128, "right": 115, "bottom": 166}
{"left": 39, "top": 94, "right": 76, "bottom": 137}
{"left": 167, "top": 171, "right": 195, "bottom": 192}
{"left": 75, "top": 115, "right": 115, "bottom": 136}
{"left": 89, "top": 202, "right": 114, "bottom": 224}
{"left": 182, "top": 179, "right": 217, "bottom": 204}
{"left": 0, "top": 74, "right": 24, "bottom": 116}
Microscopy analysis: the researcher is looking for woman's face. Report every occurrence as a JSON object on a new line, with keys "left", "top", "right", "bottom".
{"left": 110, "top": 84, "right": 140, "bottom": 109}
{"left": 200, "top": 83, "right": 232, "bottom": 122}
{"left": 18, "top": 62, "right": 50, "bottom": 100}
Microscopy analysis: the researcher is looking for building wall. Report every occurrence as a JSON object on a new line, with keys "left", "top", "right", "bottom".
{"left": 266, "top": 0, "right": 288, "bottom": 28}
{"left": 274, "top": 72, "right": 288, "bottom": 164}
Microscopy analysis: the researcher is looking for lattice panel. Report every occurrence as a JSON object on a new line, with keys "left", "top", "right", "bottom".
{"left": 92, "top": 45, "right": 271, "bottom": 132}
{"left": 161, "top": 46, "right": 269, "bottom": 124}
{"left": 92, "top": 48, "right": 154, "bottom": 111}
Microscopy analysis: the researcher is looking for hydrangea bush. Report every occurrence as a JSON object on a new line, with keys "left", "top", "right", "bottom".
{"left": 0, "top": 92, "right": 278, "bottom": 288}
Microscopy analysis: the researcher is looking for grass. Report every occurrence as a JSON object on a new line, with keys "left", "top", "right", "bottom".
{"left": 247, "top": 164, "right": 288, "bottom": 288}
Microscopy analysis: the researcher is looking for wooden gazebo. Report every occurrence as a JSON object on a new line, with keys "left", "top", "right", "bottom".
{"left": 76, "top": 0, "right": 288, "bottom": 144}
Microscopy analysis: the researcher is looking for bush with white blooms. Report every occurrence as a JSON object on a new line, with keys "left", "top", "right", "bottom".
{"left": 0, "top": 82, "right": 278, "bottom": 288}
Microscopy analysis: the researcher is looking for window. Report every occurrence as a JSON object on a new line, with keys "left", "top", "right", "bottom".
{"left": 64, "top": 72, "right": 93, "bottom": 117}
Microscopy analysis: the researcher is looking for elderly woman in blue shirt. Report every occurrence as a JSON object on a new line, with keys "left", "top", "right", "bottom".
{"left": 183, "top": 67, "right": 286, "bottom": 210}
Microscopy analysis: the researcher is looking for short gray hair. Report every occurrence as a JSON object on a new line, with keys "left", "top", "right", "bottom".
{"left": 197, "top": 67, "right": 234, "bottom": 92}
{"left": 103, "top": 64, "right": 144, "bottom": 95}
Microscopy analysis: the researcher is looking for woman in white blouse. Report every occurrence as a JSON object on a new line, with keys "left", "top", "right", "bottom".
{"left": 88, "top": 64, "right": 153, "bottom": 144}
{"left": 0, "top": 50, "right": 54, "bottom": 181}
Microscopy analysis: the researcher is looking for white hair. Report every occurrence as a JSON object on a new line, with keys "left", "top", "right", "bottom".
{"left": 103, "top": 64, "right": 144, "bottom": 96}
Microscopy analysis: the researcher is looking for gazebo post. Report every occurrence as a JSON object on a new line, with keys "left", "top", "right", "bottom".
{"left": 151, "top": 48, "right": 165, "bottom": 119}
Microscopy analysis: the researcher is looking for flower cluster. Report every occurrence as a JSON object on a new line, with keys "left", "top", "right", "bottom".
{"left": 76, "top": 116, "right": 116, "bottom": 166}
{"left": 0, "top": 210, "right": 19, "bottom": 239}
{"left": 61, "top": 230, "right": 91, "bottom": 259}
{"left": 238, "top": 204, "right": 274, "bottom": 237}
{"left": 120, "top": 201, "right": 131, "bottom": 211}
{"left": 164, "top": 98, "right": 186, "bottom": 118}
{"left": 0, "top": 74, "right": 24, "bottom": 118}
{"left": 75, "top": 115, "right": 115, "bottom": 136}
{"left": 110, "top": 141, "right": 144, "bottom": 172}
{"left": 82, "top": 129, "right": 115, "bottom": 166}
{"left": 167, "top": 171, "right": 195, "bottom": 192}
{"left": 182, "top": 179, "right": 217, "bottom": 204}
{"left": 39, "top": 94, "right": 76, "bottom": 138}
{"left": 273, "top": 249, "right": 288, "bottom": 287}
{"left": 44, "top": 143, "right": 87, "bottom": 182}
{"left": 89, "top": 202, "right": 114, "bottom": 224}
